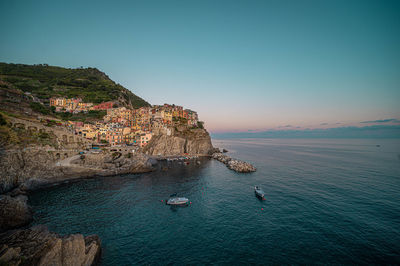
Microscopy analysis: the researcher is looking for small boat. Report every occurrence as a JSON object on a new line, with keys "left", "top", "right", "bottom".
{"left": 254, "top": 186, "right": 265, "bottom": 199}
{"left": 166, "top": 193, "right": 189, "bottom": 206}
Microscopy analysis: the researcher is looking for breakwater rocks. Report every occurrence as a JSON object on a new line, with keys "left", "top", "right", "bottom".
{"left": 212, "top": 153, "right": 256, "bottom": 173}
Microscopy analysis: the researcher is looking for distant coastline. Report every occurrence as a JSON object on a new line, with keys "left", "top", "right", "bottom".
{"left": 211, "top": 125, "right": 400, "bottom": 139}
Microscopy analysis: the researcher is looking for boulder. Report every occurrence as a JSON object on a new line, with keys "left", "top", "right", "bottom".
{"left": 212, "top": 153, "right": 256, "bottom": 173}
{"left": 227, "top": 159, "right": 257, "bottom": 173}
{"left": 0, "top": 195, "right": 32, "bottom": 232}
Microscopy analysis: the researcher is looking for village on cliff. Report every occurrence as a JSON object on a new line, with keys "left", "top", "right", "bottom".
{"left": 49, "top": 97, "right": 201, "bottom": 147}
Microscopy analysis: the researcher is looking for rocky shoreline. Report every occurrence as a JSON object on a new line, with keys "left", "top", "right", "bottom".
{"left": 0, "top": 194, "right": 102, "bottom": 265}
{"left": 0, "top": 148, "right": 157, "bottom": 266}
{"left": 0, "top": 140, "right": 253, "bottom": 265}
{"left": 0, "top": 148, "right": 156, "bottom": 194}
{"left": 212, "top": 152, "right": 256, "bottom": 173}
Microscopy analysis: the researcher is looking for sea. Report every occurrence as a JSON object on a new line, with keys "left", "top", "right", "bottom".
{"left": 29, "top": 138, "right": 400, "bottom": 265}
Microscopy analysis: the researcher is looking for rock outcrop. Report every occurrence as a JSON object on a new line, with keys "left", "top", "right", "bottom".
{"left": 0, "top": 195, "right": 32, "bottom": 232}
{"left": 143, "top": 128, "right": 213, "bottom": 156}
{"left": 72, "top": 152, "right": 155, "bottom": 176}
{"left": 0, "top": 148, "right": 155, "bottom": 194}
{"left": 0, "top": 193, "right": 102, "bottom": 265}
{"left": 212, "top": 153, "right": 256, "bottom": 173}
{"left": 0, "top": 149, "right": 60, "bottom": 193}
{"left": 0, "top": 225, "right": 101, "bottom": 266}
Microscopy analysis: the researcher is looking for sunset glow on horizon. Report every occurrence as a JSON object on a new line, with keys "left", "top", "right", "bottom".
{"left": 1, "top": 0, "right": 399, "bottom": 133}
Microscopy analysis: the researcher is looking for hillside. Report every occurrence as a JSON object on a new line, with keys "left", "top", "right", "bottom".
{"left": 0, "top": 62, "right": 150, "bottom": 108}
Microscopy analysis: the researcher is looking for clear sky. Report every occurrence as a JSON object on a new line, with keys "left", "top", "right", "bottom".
{"left": 1, "top": 0, "right": 399, "bottom": 133}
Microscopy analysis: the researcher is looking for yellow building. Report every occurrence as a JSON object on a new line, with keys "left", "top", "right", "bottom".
{"left": 161, "top": 110, "right": 172, "bottom": 123}
{"left": 49, "top": 97, "right": 66, "bottom": 107}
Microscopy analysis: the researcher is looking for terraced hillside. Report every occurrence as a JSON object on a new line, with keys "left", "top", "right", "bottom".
{"left": 0, "top": 62, "right": 150, "bottom": 108}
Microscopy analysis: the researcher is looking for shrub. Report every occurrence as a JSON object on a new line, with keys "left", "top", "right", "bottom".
{"left": 30, "top": 102, "right": 50, "bottom": 115}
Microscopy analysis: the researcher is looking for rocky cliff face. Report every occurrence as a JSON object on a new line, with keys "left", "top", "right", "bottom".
{"left": 0, "top": 149, "right": 60, "bottom": 194}
{"left": 0, "top": 148, "right": 155, "bottom": 194}
{"left": 143, "top": 128, "right": 213, "bottom": 156}
{"left": 0, "top": 225, "right": 101, "bottom": 266}
{"left": 0, "top": 187, "right": 102, "bottom": 266}
{"left": 0, "top": 195, "right": 32, "bottom": 232}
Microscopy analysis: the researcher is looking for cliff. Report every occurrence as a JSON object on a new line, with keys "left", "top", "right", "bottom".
{"left": 0, "top": 148, "right": 155, "bottom": 194}
{"left": 143, "top": 127, "right": 213, "bottom": 156}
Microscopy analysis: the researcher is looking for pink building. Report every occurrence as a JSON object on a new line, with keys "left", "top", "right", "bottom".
{"left": 106, "top": 131, "right": 123, "bottom": 146}
{"left": 93, "top": 101, "right": 114, "bottom": 110}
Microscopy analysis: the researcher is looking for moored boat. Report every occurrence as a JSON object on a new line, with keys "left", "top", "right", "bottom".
{"left": 166, "top": 193, "right": 189, "bottom": 205}
{"left": 254, "top": 186, "right": 265, "bottom": 199}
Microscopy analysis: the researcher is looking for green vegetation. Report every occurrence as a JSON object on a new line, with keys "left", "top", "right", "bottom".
{"left": 197, "top": 121, "right": 204, "bottom": 129}
{"left": 44, "top": 120, "right": 57, "bottom": 127}
{"left": 30, "top": 102, "right": 51, "bottom": 115}
{"left": 173, "top": 116, "right": 188, "bottom": 125}
{"left": 0, "top": 113, "right": 7, "bottom": 126}
{"left": 0, "top": 62, "right": 150, "bottom": 108}
{"left": 28, "top": 101, "right": 105, "bottom": 122}
{"left": 0, "top": 113, "right": 58, "bottom": 148}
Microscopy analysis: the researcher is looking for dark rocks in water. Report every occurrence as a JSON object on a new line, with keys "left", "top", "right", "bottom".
{"left": 148, "top": 158, "right": 158, "bottom": 166}
{"left": 212, "top": 153, "right": 256, "bottom": 173}
{"left": 0, "top": 225, "right": 101, "bottom": 265}
{"left": 222, "top": 149, "right": 228, "bottom": 153}
{"left": 209, "top": 148, "right": 221, "bottom": 155}
{"left": 0, "top": 195, "right": 32, "bottom": 232}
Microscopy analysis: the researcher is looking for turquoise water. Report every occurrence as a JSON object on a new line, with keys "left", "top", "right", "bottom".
{"left": 29, "top": 138, "right": 400, "bottom": 265}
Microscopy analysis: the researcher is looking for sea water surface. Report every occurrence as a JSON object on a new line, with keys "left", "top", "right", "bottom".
{"left": 29, "top": 138, "right": 400, "bottom": 265}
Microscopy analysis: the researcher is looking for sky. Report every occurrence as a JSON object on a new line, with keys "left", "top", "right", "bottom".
{"left": 0, "top": 0, "right": 399, "bottom": 133}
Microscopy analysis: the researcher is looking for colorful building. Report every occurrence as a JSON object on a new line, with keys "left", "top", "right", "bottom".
{"left": 93, "top": 101, "right": 114, "bottom": 110}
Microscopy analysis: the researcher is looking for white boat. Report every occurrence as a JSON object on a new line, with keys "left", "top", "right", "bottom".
{"left": 166, "top": 193, "right": 189, "bottom": 205}
{"left": 254, "top": 186, "right": 265, "bottom": 199}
